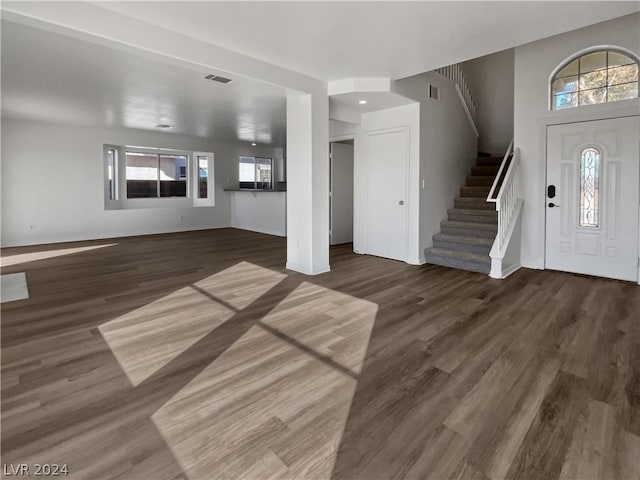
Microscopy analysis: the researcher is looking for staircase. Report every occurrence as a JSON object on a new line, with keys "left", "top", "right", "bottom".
{"left": 424, "top": 155, "right": 502, "bottom": 274}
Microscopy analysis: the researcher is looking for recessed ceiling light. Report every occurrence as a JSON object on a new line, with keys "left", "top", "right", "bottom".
{"left": 251, "top": 142, "right": 257, "bottom": 146}
{"left": 358, "top": 99, "right": 368, "bottom": 105}
{"left": 156, "top": 123, "right": 174, "bottom": 129}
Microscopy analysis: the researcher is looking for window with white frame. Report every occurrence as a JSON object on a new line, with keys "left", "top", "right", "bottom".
{"left": 103, "top": 145, "right": 214, "bottom": 208}
{"left": 125, "top": 152, "right": 188, "bottom": 198}
{"left": 551, "top": 49, "right": 639, "bottom": 110}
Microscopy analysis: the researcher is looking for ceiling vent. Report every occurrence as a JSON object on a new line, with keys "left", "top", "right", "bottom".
{"left": 205, "top": 74, "right": 232, "bottom": 84}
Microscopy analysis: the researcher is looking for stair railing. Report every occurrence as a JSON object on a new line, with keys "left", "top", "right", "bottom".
{"left": 435, "top": 64, "right": 478, "bottom": 137}
{"left": 487, "top": 140, "right": 520, "bottom": 251}
{"left": 486, "top": 139, "right": 513, "bottom": 201}
{"left": 435, "top": 64, "right": 477, "bottom": 124}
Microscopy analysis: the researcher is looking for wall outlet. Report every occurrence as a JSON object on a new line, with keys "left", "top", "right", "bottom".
{"left": 178, "top": 215, "right": 184, "bottom": 222}
{"left": 29, "top": 224, "right": 36, "bottom": 230}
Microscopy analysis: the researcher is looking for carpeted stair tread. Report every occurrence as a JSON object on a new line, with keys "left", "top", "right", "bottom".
{"left": 460, "top": 186, "right": 492, "bottom": 198}
{"left": 433, "top": 233, "right": 493, "bottom": 255}
{"left": 447, "top": 208, "right": 498, "bottom": 223}
{"left": 466, "top": 175, "right": 495, "bottom": 186}
{"left": 433, "top": 233, "right": 494, "bottom": 247}
{"left": 441, "top": 220, "right": 497, "bottom": 231}
{"left": 424, "top": 247, "right": 491, "bottom": 274}
{"left": 454, "top": 197, "right": 495, "bottom": 210}
{"left": 471, "top": 165, "right": 500, "bottom": 176}
{"left": 476, "top": 157, "right": 504, "bottom": 167}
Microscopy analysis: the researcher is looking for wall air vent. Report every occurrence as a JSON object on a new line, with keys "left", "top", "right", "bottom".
{"left": 429, "top": 85, "right": 440, "bottom": 100}
{"left": 205, "top": 74, "right": 232, "bottom": 84}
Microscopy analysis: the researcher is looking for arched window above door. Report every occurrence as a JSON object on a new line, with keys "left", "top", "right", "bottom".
{"left": 551, "top": 49, "right": 638, "bottom": 110}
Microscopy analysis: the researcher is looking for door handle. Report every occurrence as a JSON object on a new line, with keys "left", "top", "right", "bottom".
{"left": 548, "top": 202, "right": 560, "bottom": 208}
{"left": 398, "top": 200, "right": 404, "bottom": 206}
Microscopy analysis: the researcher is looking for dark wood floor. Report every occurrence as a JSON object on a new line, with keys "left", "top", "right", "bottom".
{"left": 1, "top": 228, "right": 639, "bottom": 480}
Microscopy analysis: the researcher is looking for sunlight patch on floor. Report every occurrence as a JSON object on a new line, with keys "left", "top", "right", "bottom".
{"left": 261, "top": 281, "right": 379, "bottom": 375}
{"left": 1, "top": 243, "right": 118, "bottom": 268}
{"left": 99, "top": 262, "right": 286, "bottom": 387}
{"left": 0, "top": 272, "right": 29, "bottom": 303}
{"left": 192, "top": 261, "right": 287, "bottom": 310}
{"left": 151, "top": 282, "right": 378, "bottom": 480}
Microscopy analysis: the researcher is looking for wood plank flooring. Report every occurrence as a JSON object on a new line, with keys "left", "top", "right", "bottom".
{"left": 1, "top": 228, "right": 639, "bottom": 480}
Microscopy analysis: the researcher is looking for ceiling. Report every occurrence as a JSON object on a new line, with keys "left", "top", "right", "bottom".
{"left": 96, "top": 1, "right": 640, "bottom": 81}
{"left": 0, "top": 20, "right": 288, "bottom": 145}
{"left": 330, "top": 91, "right": 416, "bottom": 115}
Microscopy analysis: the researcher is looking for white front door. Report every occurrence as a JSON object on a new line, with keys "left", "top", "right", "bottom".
{"left": 330, "top": 142, "right": 354, "bottom": 245}
{"left": 545, "top": 116, "right": 640, "bottom": 282}
{"left": 365, "top": 129, "right": 408, "bottom": 262}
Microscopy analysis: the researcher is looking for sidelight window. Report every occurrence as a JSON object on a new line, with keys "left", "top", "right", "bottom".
{"left": 579, "top": 147, "right": 601, "bottom": 228}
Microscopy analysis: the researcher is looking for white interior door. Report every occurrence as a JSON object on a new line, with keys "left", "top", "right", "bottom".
{"left": 545, "top": 116, "right": 640, "bottom": 282}
{"left": 365, "top": 129, "right": 408, "bottom": 261}
{"left": 330, "top": 142, "right": 354, "bottom": 245}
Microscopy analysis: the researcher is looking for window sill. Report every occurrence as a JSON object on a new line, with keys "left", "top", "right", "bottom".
{"left": 224, "top": 188, "right": 286, "bottom": 193}
{"left": 105, "top": 197, "right": 214, "bottom": 210}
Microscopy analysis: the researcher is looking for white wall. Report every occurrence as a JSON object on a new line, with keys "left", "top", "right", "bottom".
{"left": 395, "top": 71, "right": 478, "bottom": 260}
{"left": 462, "top": 48, "right": 515, "bottom": 155}
{"left": 230, "top": 191, "right": 286, "bottom": 237}
{"left": 514, "top": 12, "right": 640, "bottom": 270}
{"left": 329, "top": 120, "right": 359, "bottom": 139}
{"left": 1, "top": 118, "right": 280, "bottom": 247}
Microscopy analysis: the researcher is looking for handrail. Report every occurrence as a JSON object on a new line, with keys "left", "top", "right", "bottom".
{"left": 491, "top": 146, "right": 521, "bottom": 251}
{"left": 486, "top": 138, "right": 513, "bottom": 202}
{"left": 435, "top": 64, "right": 477, "bottom": 124}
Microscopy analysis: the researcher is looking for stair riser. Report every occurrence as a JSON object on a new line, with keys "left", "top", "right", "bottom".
{"left": 476, "top": 158, "right": 503, "bottom": 167}
{"left": 433, "top": 239, "right": 491, "bottom": 255}
{"left": 460, "top": 187, "right": 491, "bottom": 198}
{"left": 448, "top": 212, "right": 498, "bottom": 224}
{"left": 471, "top": 166, "right": 500, "bottom": 176}
{"left": 466, "top": 176, "right": 495, "bottom": 186}
{"left": 424, "top": 252, "right": 490, "bottom": 274}
{"left": 454, "top": 198, "right": 495, "bottom": 211}
{"left": 441, "top": 225, "right": 497, "bottom": 239}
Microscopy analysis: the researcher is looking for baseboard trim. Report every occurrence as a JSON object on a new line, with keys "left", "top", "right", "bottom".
{"left": 501, "top": 263, "right": 522, "bottom": 279}
{"left": 286, "top": 263, "right": 331, "bottom": 276}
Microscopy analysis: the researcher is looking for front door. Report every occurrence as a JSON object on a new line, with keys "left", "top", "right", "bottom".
{"left": 545, "top": 116, "right": 640, "bottom": 282}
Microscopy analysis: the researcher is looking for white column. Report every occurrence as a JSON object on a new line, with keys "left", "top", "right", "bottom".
{"left": 286, "top": 93, "right": 330, "bottom": 275}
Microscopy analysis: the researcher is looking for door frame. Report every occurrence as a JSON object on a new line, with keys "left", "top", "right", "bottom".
{"left": 542, "top": 110, "right": 640, "bottom": 284}
{"left": 329, "top": 135, "right": 356, "bottom": 247}
{"left": 363, "top": 126, "right": 411, "bottom": 262}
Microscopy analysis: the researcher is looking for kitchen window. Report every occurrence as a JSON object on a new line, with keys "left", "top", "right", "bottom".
{"left": 239, "top": 156, "right": 273, "bottom": 189}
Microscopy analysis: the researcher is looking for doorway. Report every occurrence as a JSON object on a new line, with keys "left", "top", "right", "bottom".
{"left": 330, "top": 140, "right": 354, "bottom": 245}
{"left": 545, "top": 116, "right": 640, "bottom": 282}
